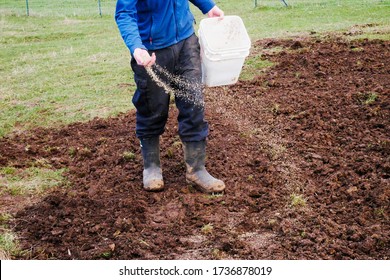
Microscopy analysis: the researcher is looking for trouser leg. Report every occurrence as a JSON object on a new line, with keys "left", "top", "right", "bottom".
{"left": 174, "top": 34, "right": 209, "bottom": 142}
{"left": 130, "top": 47, "right": 175, "bottom": 139}
{"left": 173, "top": 34, "right": 224, "bottom": 193}
{"left": 131, "top": 49, "right": 175, "bottom": 190}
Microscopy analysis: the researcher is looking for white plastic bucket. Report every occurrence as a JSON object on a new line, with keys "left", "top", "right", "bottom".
{"left": 198, "top": 15, "right": 251, "bottom": 87}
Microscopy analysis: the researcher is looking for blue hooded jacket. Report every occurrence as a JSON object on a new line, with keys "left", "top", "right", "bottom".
{"left": 115, "top": 0, "right": 215, "bottom": 55}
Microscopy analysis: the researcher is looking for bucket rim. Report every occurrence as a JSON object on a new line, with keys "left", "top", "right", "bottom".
{"left": 198, "top": 15, "right": 251, "bottom": 53}
{"left": 199, "top": 29, "right": 251, "bottom": 53}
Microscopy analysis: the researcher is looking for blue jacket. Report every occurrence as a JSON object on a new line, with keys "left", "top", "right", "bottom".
{"left": 115, "top": 0, "right": 215, "bottom": 55}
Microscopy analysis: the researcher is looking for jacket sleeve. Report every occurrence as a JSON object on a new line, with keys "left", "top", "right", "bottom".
{"left": 189, "top": 0, "right": 216, "bottom": 14}
{"left": 115, "top": 0, "right": 145, "bottom": 55}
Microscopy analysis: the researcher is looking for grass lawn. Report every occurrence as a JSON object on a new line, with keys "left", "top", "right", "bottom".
{"left": 1, "top": 0, "right": 389, "bottom": 137}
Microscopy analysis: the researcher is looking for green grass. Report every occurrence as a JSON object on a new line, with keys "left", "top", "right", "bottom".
{"left": 122, "top": 151, "right": 136, "bottom": 161}
{"left": 0, "top": 164, "right": 68, "bottom": 259}
{"left": 361, "top": 92, "right": 379, "bottom": 105}
{"left": 0, "top": 213, "right": 20, "bottom": 259}
{"left": 0, "top": 231, "right": 19, "bottom": 259}
{"left": 0, "top": 13, "right": 134, "bottom": 137}
{"left": 193, "top": 0, "right": 390, "bottom": 39}
{"left": 0, "top": 164, "right": 68, "bottom": 258}
{"left": 1, "top": 0, "right": 389, "bottom": 137}
{"left": 0, "top": 166, "right": 68, "bottom": 195}
{"left": 0, "top": 0, "right": 116, "bottom": 17}
{"left": 240, "top": 55, "right": 274, "bottom": 81}
{"left": 290, "top": 193, "right": 307, "bottom": 208}
{"left": 201, "top": 223, "right": 214, "bottom": 234}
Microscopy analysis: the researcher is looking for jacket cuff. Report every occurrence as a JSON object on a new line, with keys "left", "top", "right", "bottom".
{"left": 128, "top": 40, "right": 146, "bottom": 56}
{"left": 192, "top": 0, "right": 216, "bottom": 14}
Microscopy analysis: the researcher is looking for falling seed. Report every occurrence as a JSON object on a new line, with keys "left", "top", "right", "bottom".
{"left": 145, "top": 64, "right": 205, "bottom": 108}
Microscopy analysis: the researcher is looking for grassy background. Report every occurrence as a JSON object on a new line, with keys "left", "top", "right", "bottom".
{"left": 0, "top": 0, "right": 389, "bottom": 137}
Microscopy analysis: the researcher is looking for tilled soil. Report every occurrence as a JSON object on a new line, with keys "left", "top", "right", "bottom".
{"left": 0, "top": 36, "right": 389, "bottom": 260}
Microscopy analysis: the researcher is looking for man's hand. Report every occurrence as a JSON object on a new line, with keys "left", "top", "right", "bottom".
{"left": 207, "top": 5, "right": 224, "bottom": 19}
{"left": 134, "top": 48, "right": 156, "bottom": 67}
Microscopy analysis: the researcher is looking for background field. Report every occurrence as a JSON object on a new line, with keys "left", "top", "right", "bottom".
{"left": 0, "top": 0, "right": 389, "bottom": 259}
{"left": 1, "top": 0, "right": 389, "bottom": 137}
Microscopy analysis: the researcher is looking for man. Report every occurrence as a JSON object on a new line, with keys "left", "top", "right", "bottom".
{"left": 115, "top": 0, "right": 225, "bottom": 193}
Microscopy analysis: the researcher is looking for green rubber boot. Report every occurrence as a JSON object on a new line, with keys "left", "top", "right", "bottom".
{"left": 140, "top": 137, "right": 164, "bottom": 191}
{"left": 183, "top": 141, "right": 225, "bottom": 193}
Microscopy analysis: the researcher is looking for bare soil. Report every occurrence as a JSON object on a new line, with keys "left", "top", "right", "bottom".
{"left": 1, "top": 36, "right": 389, "bottom": 260}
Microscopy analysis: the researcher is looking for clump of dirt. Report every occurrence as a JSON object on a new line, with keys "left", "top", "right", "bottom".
{"left": 0, "top": 36, "right": 389, "bottom": 260}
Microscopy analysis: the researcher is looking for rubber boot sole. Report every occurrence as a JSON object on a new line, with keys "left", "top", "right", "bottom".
{"left": 143, "top": 179, "right": 164, "bottom": 192}
{"left": 186, "top": 177, "right": 225, "bottom": 194}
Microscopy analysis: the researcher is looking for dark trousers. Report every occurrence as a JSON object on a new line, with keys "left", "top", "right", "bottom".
{"left": 130, "top": 34, "right": 209, "bottom": 142}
